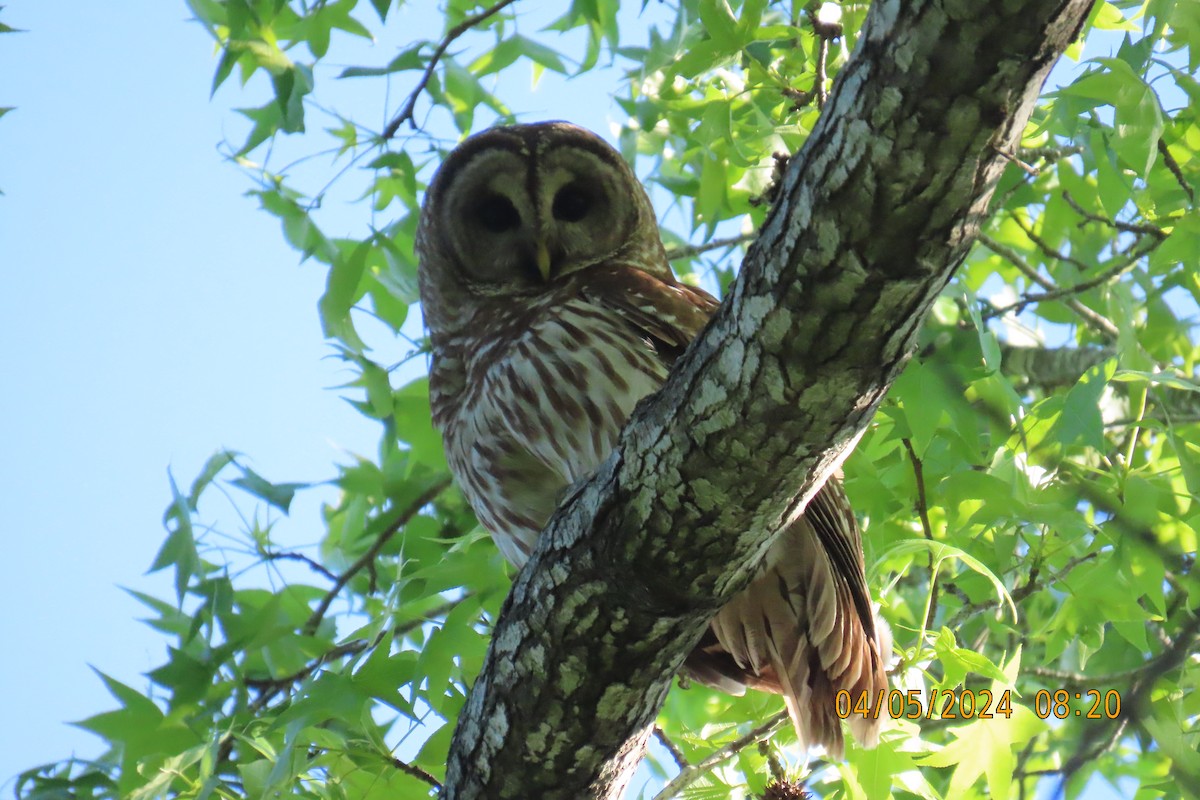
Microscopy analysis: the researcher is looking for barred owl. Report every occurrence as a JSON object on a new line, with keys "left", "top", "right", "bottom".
{"left": 416, "top": 121, "right": 889, "bottom": 756}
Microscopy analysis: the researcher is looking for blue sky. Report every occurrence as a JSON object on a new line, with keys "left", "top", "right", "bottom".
{"left": 0, "top": 0, "right": 639, "bottom": 786}
{"left": 0, "top": 2, "right": 1152, "bottom": 797}
{"left": 0, "top": 1, "right": 369, "bottom": 779}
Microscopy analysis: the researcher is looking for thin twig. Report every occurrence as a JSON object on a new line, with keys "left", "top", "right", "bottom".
{"left": 984, "top": 237, "right": 1155, "bottom": 326}
{"left": 653, "top": 726, "right": 690, "bottom": 770}
{"left": 1061, "top": 190, "right": 1167, "bottom": 239}
{"left": 304, "top": 477, "right": 452, "bottom": 635}
{"left": 1043, "top": 245, "right": 1151, "bottom": 296}
{"left": 1025, "top": 664, "right": 1145, "bottom": 686}
{"left": 1017, "top": 144, "right": 1085, "bottom": 163}
{"left": 1157, "top": 139, "right": 1195, "bottom": 203}
{"left": 994, "top": 146, "right": 1040, "bottom": 176}
{"left": 977, "top": 233, "right": 1119, "bottom": 338}
{"left": 664, "top": 233, "right": 754, "bottom": 261}
{"left": 942, "top": 551, "right": 1098, "bottom": 632}
{"left": 382, "top": 0, "right": 519, "bottom": 139}
{"left": 389, "top": 754, "right": 442, "bottom": 790}
{"left": 261, "top": 548, "right": 339, "bottom": 582}
{"left": 220, "top": 591, "right": 468, "bottom": 766}
{"left": 243, "top": 638, "right": 370, "bottom": 693}
{"left": 243, "top": 595, "right": 469, "bottom": 694}
{"left": 1059, "top": 613, "right": 1200, "bottom": 783}
{"left": 814, "top": 36, "right": 830, "bottom": 109}
{"left": 901, "top": 438, "right": 939, "bottom": 629}
{"left": 1010, "top": 213, "right": 1092, "bottom": 273}
{"left": 651, "top": 712, "right": 789, "bottom": 800}
{"left": 809, "top": 9, "right": 841, "bottom": 112}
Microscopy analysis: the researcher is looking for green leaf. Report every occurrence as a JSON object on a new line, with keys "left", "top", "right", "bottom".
{"left": 74, "top": 671, "right": 202, "bottom": 769}
{"left": 211, "top": 46, "right": 238, "bottom": 96}
{"left": 1092, "top": 2, "right": 1139, "bottom": 31}
{"left": 270, "top": 63, "right": 313, "bottom": 133}
{"left": 152, "top": 471, "right": 200, "bottom": 603}
{"left": 963, "top": 291, "right": 1001, "bottom": 373}
{"left": 339, "top": 43, "right": 424, "bottom": 78}
{"left": 512, "top": 34, "right": 569, "bottom": 74}
{"left": 1053, "top": 358, "right": 1116, "bottom": 450}
{"left": 918, "top": 652, "right": 1042, "bottom": 798}
{"left": 931, "top": 628, "right": 1012, "bottom": 688}
{"left": 874, "top": 538, "right": 1017, "bottom": 623}
{"left": 229, "top": 466, "right": 308, "bottom": 513}
{"left": 368, "top": 0, "right": 390, "bottom": 22}
{"left": 235, "top": 101, "right": 285, "bottom": 156}
{"left": 232, "top": 38, "right": 294, "bottom": 75}
{"left": 255, "top": 188, "right": 336, "bottom": 261}
{"left": 318, "top": 239, "right": 370, "bottom": 347}
{"left": 697, "top": 151, "right": 727, "bottom": 233}
{"left": 698, "top": 0, "right": 740, "bottom": 51}
{"left": 1111, "top": 369, "right": 1200, "bottom": 393}
{"left": 352, "top": 633, "right": 419, "bottom": 715}
{"left": 1063, "top": 59, "right": 1164, "bottom": 176}
{"left": 392, "top": 377, "right": 446, "bottom": 470}
{"left": 188, "top": 449, "right": 238, "bottom": 509}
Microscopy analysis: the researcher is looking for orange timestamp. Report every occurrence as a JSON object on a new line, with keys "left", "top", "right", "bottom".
{"left": 1031, "top": 689, "right": 1121, "bottom": 719}
{"left": 835, "top": 688, "right": 1015, "bottom": 720}
{"left": 836, "top": 688, "right": 1124, "bottom": 721}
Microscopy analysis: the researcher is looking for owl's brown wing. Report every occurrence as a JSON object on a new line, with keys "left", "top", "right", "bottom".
{"left": 579, "top": 265, "right": 720, "bottom": 359}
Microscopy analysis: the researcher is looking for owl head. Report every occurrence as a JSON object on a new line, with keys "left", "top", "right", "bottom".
{"left": 416, "top": 121, "right": 669, "bottom": 336}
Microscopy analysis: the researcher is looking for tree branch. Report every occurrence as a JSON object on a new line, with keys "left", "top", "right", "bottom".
{"left": 389, "top": 755, "right": 443, "bottom": 791}
{"left": 1024, "top": 664, "right": 1144, "bottom": 686}
{"left": 381, "top": 0, "right": 519, "bottom": 139}
{"left": 1061, "top": 189, "right": 1168, "bottom": 239}
{"left": 652, "top": 727, "right": 689, "bottom": 771}
{"left": 977, "top": 233, "right": 1120, "bottom": 337}
{"left": 1157, "top": 138, "right": 1195, "bottom": 203}
{"left": 651, "top": 712, "right": 789, "bottom": 800}
{"left": 1009, "top": 212, "right": 1093, "bottom": 273}
{"left": 901, "top": 438, "right": 939, "bottom": 629}
{"left": 1016, "top": 613, "right": 1200, "bottom": 792}
{"left": 440, "top": 2, "right": 1094, "bottom": 797}
{"left": 261, "top": 548, "right": 339, "bottom": 582}
{"left": 304, "top": 477, "right": 451, "bottom": 635}
{"left": 999, "top": 343, "right": 1110, "bottom": 389}
{"left": 664, "top": 233, "right": 754, "bottom": 262}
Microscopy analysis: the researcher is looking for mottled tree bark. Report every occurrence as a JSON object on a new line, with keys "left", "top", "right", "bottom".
{"left": 442, "top": 1, "right": 1094, "bottom": 797}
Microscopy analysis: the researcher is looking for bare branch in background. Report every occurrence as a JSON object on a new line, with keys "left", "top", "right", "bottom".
{"left": 305, "top": 477, "right": 451, "bottom": 634}
{"left": 382, "top": 0, "right": 519, "bottom": 139}
{"left": 261, "top": 548, "right": 339, "bottom": 582}
{"left": 977, "top": 233, "right": 1119, "bottom": 337}
{"left": 1061, "top": 190, "right": 1168, "bottom": 239}
{"left": 653, "top": 727, "right": 689, "bottom": 770}
{"left": 1157, "top": 139, "right": 1195, "bottom": 203}
{"left": 651, "top": 712, "right": 789, "bottom": 800}
{"left": 664, "top": 233, "right": 754, "bottom": 261}
{"left": 901, "top": 437, "right": 939, "bottom": 629}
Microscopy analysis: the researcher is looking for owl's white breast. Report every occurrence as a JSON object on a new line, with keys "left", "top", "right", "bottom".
{"left": 442, "top": 295, "right": 669, "bottom": 567}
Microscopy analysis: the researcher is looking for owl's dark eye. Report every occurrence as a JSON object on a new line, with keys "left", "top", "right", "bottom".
{"left": 475, "top": 193, "right": 521, "bottom": 233}
{"left": 552, "top": 183, "right": 592, "bottom": 222}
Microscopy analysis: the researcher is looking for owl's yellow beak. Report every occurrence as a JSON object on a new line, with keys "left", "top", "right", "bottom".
{"left": 535, "top": 240, "right": 552, "bottom": 282}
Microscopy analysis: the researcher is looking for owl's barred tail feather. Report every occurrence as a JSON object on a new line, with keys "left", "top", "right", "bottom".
{"left": 693, "top": 485, "right": 891, "bottom": 758}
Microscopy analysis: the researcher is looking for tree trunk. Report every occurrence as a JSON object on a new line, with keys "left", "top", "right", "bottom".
{"left": 442, "top": 1, "right": 1094, "bottom": 797}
